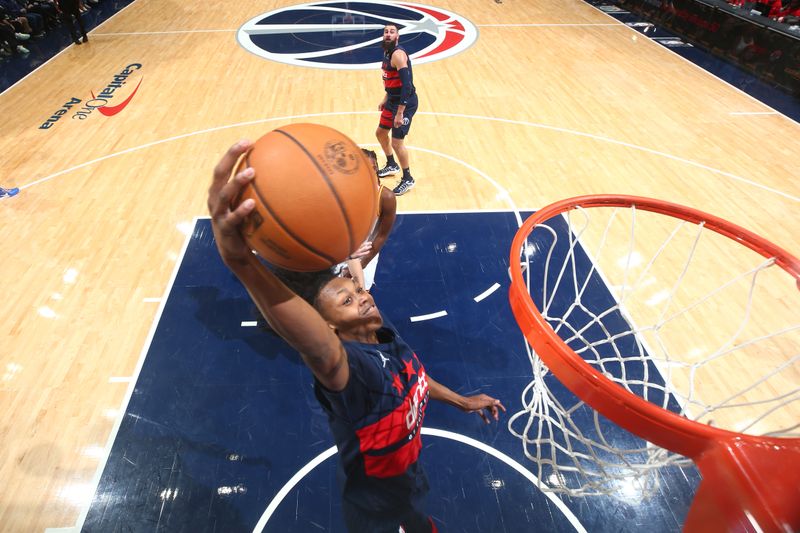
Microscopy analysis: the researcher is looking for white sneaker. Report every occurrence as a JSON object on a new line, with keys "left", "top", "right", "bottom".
{"left": 377, "top": 163, "right": 400, "bottom": 177}
{"left": 392, "top": 177, "right": 415, "bottom": 196}
{"left": 15, "top": 32, "right": 31, "bottom": 41}
{"left": 16, "top": 44, "right": 30, "bottom": 54}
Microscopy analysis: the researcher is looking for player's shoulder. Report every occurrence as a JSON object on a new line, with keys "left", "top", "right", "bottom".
{"left": 391, "top": 46, "right": 409, "bottom": 62}
{"left": 379, "top": 185, "right": 397, "bottom": 214}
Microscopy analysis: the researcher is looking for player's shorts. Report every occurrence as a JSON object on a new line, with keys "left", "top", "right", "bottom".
{"left": 342, "top": 499, "right": 437, "bottom": 533}
{"left": 378, "top": 94, "right": 418, "bottom": 139}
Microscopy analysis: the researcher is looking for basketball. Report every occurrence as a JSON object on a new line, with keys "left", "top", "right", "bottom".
{"left": 233, "top": 123, "right": 378, "bottom": 272}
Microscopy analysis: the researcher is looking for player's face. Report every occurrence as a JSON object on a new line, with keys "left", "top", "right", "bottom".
{"left": 383, "top": 26, "right": 399, "bottom": 48}
{"left": 317, "top": 277, "right": 382, "bottom": 336}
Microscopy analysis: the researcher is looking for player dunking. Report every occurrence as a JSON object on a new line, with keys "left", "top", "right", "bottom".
{"left": 376, "top": 23, "right": 418, "bottom": 196}
{"left": 209, "top": 141, "right": 505, "bottom": 533}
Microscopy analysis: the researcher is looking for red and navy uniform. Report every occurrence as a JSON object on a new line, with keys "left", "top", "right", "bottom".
{"left": 314, "top": 322, "right": 436, "bottom": 533}
{"left": 380, "top": 45, "right": 419, "bottom": 138}
{"left": 382, "top": 45, "right": 415, "bottom": 103}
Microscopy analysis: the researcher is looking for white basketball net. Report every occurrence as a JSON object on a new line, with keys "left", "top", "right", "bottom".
{"left": 508, "top": 204, "right": 800, "bottom": 497}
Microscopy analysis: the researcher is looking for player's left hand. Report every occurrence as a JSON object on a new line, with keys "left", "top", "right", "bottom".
{"left": 393, "top": 112, "right": 404, "bottom": 128}
{"left": 208, "top": 140, "right": 256, "bottom": 269}
{"left": 349, "top": 241, "right": 373, "bottom": 260}
{"left": 461, "top": 394, "right": 506, "bottom": 423}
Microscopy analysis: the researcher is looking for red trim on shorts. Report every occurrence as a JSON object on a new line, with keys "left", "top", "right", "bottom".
{"left": 379, "top": 107, "right": 394, "bottom": 128}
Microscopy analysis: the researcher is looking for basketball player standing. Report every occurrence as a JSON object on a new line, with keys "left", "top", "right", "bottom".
{"left": 376, "top": 23, "right": 418, "bottom": 196}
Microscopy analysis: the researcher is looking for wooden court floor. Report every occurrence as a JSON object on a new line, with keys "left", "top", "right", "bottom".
{"left": 0, "top": 0, "right": 798, "bottom": 531}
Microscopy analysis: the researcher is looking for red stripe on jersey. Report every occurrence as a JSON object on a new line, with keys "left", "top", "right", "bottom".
{"left": 383, "top": 72, "right": 402, "bottom": 89}
{"left": 356, "top": 380, "right": 422, "bottom": 451}
{"left": 355, "top": 369, "right": 429, "bottom": 478}
{"left": 362, "top": 431, "right": 422, "bottom": 478}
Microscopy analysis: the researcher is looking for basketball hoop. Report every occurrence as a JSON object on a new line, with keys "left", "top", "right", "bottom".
{"left": 508, "top": 195, "right": 800, "bottom": 532}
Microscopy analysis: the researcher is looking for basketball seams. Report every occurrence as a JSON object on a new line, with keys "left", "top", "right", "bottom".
{"left": 274, "top": 128, "right": 355, "bottom": 256}
{"left": 245, "top": 150, "right": 339, "bottom": 268}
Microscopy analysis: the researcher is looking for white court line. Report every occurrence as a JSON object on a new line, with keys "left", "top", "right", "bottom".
{"left": 428, "top": 112, "right": 800, "bottom": 203}
{"left": 19, "top": 111, "right": 798, "bottom": 203}
{"left": 73, "top": 217, "right": 197, "bottom": 532}
{"left": 90, "top": 0, "right": 138, "bottom": 32}
{"left": 474, "top": 282, "right": 501, "bottom": 303}
{"left": 583, "top": 0, "right": 800, "bottom": 127}
{"left": 401, "top": 144, "right": 522, "bottom": 224}
{"left": 92, "top": 29, "right": 236, "bottom": 36}
{"left": 251, "top": 427, "right": 587, "bottom": 533}
{"left": 252, "top": 446, "right": 338, "bottom": 533}
{"left": 409, "top": 310, "right": 448, "bottom": 322}
{"left": 241, "top": 321, "right": 258, "bottom": 327}
{"left": 53, "top": 106, "right": 793, "bottom": 530}
{"left": 360, "top": 141, "right": 522, "bottom": 225}
{"left": 17, "top": 10, "right": 786, "bottom": 529}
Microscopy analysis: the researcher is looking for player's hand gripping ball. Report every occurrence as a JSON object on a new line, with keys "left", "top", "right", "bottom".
{"left": 233, "top": 123, "right": 379, "bottom": 271}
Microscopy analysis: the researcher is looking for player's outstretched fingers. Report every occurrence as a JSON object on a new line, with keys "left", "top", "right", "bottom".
{"left": 209, "top": 140, "right": 252, "bottom": 213}
{"left": 220, "top": 167, "right": 256, "bottom": 227}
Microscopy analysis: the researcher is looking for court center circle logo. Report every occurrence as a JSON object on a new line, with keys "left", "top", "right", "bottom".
{"left": 236, "top": 1, "right": 478, "bottom": 70}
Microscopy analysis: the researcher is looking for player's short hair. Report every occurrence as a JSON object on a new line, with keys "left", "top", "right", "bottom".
{"left": 273, "top": 267, "right": 337, "bottom": 309}
{"left": 361, "top": 148, "right": 378, "bottom": 175}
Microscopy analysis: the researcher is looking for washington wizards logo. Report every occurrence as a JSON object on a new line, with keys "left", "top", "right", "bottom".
{"left": 236, "top": 1, "right": 477, "bottom": 69}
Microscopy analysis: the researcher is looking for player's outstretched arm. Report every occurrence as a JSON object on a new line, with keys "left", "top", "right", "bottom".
{"left": 209, "top": 140, "right": 349, "bottom": 391}
{"left": 362, "top": 187, "right": 396, "bottom": 267}
{"left": 427, "top": 375, "right": 506, "bottom": 424}
{"left": 345, "top": 240, "right": 372, "bottom": 288}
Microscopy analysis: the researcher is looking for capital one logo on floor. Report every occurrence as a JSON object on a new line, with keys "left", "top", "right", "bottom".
{"left": 39, "top": 63, "right": 144, "bottom": 130}
{"left": 237, "top": 1, "right": 477, "bottom": 69}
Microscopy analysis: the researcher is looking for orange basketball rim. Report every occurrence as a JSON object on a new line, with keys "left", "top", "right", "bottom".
{"left": 508, "top": 195, "right": 800, "bottom": 533}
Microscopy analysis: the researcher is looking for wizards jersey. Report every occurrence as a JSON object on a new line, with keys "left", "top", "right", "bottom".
{"left": 382, "top": 45, "right": 416, "bottom": 104}
{"left": 314, "top": 323, "right": 429, "bottom": 512}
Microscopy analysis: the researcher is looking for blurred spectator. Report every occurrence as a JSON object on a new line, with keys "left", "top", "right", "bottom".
{"left": 761, "top": 0, "right": 785, "bottom": 18}
{"left": 56, "top": 0, "right": 86, "bottom": 44}
{"left": 25, "top": 0, "right": 60, "bottom": 30}
{"left": 0, "top": 0, "right": 44, "bottom": 36}
{"left": 0, "top": 6, "right": 29, "bottom": 54}
{"left": 774, "top": 0, "right": 800, "bottom": 21}
{"left": 729, "top": 24, "right": 763, "bottom": 62}
{"left": 0, "top": 2, "right": 32, "bottom": 35}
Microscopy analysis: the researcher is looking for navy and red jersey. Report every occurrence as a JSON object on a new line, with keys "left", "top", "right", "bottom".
{"left": 382, "top": 45, "right": 416, "bottom": 104}
{"left": 314, "top": 323, "right": 430, "bottom": 513}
